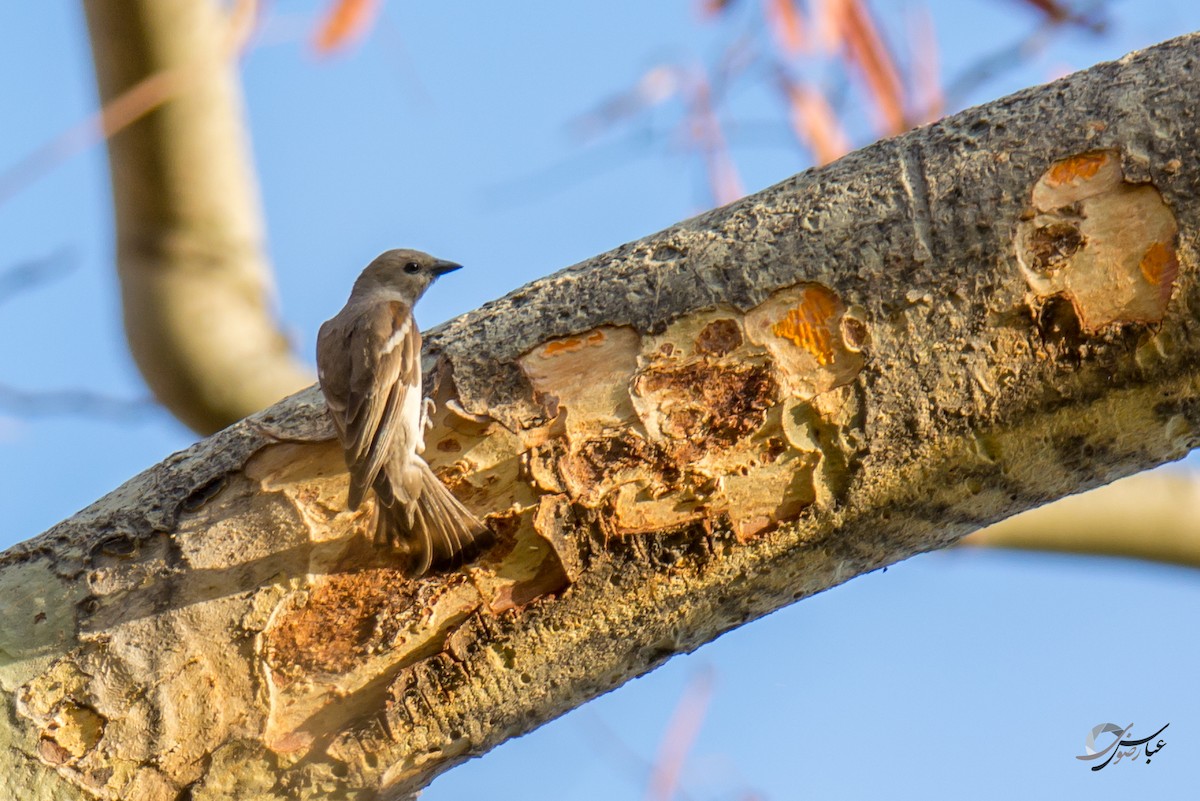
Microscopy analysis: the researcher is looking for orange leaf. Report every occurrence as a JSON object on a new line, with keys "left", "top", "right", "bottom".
{"left": 764, "top": 0, "right": 806, "bottom": 54}
{"left": 314, "top": 0, "right": 380, "bottom": 54}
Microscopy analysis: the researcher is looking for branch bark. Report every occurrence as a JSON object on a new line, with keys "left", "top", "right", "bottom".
{"left": 4, "top": 33, "right": 1200, "bottom": 800}
{"left": 82, "top": 0, "right": 312, "bottom": 434}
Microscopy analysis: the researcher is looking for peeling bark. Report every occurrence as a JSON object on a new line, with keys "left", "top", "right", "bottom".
{"left": 4, "top": 33, "right": 1200, "bottom": 801}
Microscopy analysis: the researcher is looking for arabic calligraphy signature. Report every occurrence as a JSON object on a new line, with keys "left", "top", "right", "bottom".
{"left": 1076, "top": 722, "right": 1169, "bottom": 770}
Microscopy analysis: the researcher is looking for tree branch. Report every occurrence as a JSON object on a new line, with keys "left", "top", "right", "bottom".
{"left": 966, "top": 468, "right": 1200, "bottom": 567}
{"left": 4, "top": 32, "right": 1200, "bottom": 800}
{"left": 82, "top": 0, "right": 312, "bottom": 435}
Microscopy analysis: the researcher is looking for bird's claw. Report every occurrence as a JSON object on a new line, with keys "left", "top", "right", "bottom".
{"left": 421, "top": 397, "right": 436, "bottom": 431}
{"left": 416, "top": 397, "right": 437, "bottom": 454}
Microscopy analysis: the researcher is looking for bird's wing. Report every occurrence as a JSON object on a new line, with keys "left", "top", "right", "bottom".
{"left": 318, "top": 300, "right": 422, "bottom": 510}
{"left": 316, "top": 314, "right": 352, "bottom": 443}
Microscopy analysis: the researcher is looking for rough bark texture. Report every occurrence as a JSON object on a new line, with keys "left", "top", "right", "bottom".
{"left": 83, "top": 0, "right": 312, "bottom": 434}
{"left": 4, "top": 33, "right": 1200, "bottom": 801}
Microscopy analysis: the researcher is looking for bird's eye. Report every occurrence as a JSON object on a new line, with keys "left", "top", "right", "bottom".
{"left": 403, "top": 262, "right": 420, "bottom": 274}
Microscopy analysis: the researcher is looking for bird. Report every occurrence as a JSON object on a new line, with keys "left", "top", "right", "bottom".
{"left": 316, "top": 249, "right": 490, "bottom": 576}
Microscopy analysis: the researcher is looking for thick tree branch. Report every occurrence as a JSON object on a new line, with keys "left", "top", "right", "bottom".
{"left": 4, "top": 33, "right": 1200, "bottom": 800}
{"left": 82, "top": 0, "right": 312, "bottom": 434}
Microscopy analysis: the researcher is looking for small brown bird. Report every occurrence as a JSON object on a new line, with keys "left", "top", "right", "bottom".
{"left": 316, "top": 249, "right": 489, "bottom": 576}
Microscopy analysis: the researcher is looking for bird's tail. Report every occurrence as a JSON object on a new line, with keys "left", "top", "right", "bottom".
{"left": 374, "top": 460, "right": 491, "bottom": 577}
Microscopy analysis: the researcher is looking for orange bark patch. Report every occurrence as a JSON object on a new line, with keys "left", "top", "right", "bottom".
{"left": 1045, "top": 150, "right": 1109, "bottom": 187}
{"left": 264, "top": 569, "right": 417, "bottom": 682}
{"left": 770, "top": 286, "right": 839, "bottom": 366}
{"left": 542, "top": 338, "right": 581, "bottom": 356}
{"left": 1140, "top": 241, "right": 1179, "bottom": 286}
{"left": 744, "top": 284, "right": 866, "bottom": 399}
{"left": 541, "top": 330, "right": 607, "bottom": 356}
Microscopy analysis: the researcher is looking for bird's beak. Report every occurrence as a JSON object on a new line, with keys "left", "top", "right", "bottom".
{"left": 431, "top": 260, "right": 463, "bottom": 276}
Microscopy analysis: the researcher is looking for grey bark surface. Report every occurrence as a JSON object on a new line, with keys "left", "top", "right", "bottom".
{"left": 3, "top": 33, "right": 1200, "bottom": 801}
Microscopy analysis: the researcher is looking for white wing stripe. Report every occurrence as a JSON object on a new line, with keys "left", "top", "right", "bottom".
{"left": 383, "top": 317, "right": 411, "bottom": 354}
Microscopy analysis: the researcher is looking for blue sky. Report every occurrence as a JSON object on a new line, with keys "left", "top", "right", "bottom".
{"left": 1, "top": 1, "right": 1198, "bottom": 798}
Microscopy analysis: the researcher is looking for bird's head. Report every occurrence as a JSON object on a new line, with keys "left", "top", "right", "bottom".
{"left": 353, "top": 249, "right": 463, "bottom": 301}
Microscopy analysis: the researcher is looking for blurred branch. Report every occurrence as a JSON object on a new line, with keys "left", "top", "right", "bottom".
{"left": 832, "top": 0, "right": 909, "bottom": 134}
{"left": 0, "top": 250, "right": 76, "bottom": 306}
{"left": 775, "top": 70, "right": 851, "bottom": 164}
{"left": 689, "top": 74, "right": 746, "bottom": 205}
{"left": 313, "top": 0, "right": 381, "bottom": 54}
{"left": 1008, "top": 0, "right": 1109, "bottom": 33}
{"left": 81, "top": 0, "right": 312, "bottom": 435}
{"left": 0, "top": 2, "right": 257, "bottom": 208}
{"left": 645, "top": 670, "right": 714, "bottom": 801}
{"left": 592, "top": 0, "right": 1115, "bottom": 206}
{"left": 580, "top": 713, "right": 698, "bottom": 801}
{"left": 0, "top": 383, "right": 158, "bottom": 423}
{"left": 966, "top": 469, "right": 1200, "bottom": 569}
{"left": 906, "top": 3, "right": 944, "bottom": 124}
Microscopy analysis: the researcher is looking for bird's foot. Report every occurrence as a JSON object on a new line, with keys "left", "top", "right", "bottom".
{"left": 421, "top": 397, "right": 436, "bottom": 431}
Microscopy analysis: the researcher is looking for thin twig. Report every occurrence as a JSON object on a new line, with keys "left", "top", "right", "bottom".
{"left": 0, "top": 249, "right": 77, "bottom": 306}
{"left": 0, "top": 383, "right": 160, "bottom": 423}
{"left": 0, "top": 0, "right": 259, "bottom": 208}
{"left": 580, "top": 711, "right": 698, "bottom": 801}
{"left": 645, "top": 669, "right": 716, "bottom": 801}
